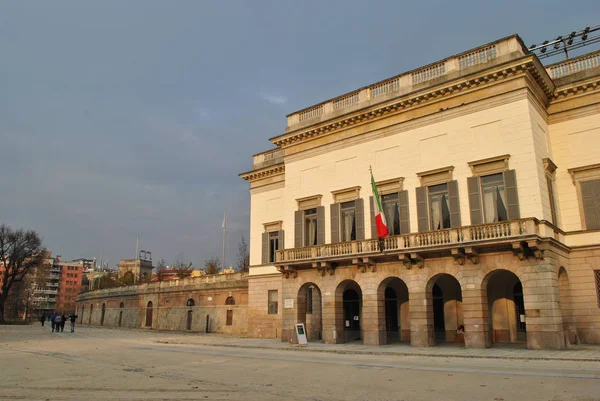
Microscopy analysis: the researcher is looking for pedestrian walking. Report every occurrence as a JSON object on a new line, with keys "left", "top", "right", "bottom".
{"left": 60, "top": 314, "right": 66, "bottom": 332}
{"left": 40, "top": 315, "right": 46, "bottom": 327}
{"left": 54, "top": 313, "right": 62, "bottom": 333}
{"left": 50, "top": 311, "right": 57, "bottom": 332}
{"left": 69, "top": 313, "right": 78, "bottom": 333}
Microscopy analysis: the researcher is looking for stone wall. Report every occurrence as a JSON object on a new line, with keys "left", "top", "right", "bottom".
{"left": 77, "top": 272, "right": 248, "bottom": 334}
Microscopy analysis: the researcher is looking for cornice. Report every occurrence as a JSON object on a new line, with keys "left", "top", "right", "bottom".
{"left": 551, "top": 76, "right": 600, "bottom": 101}
{"left": 271, "top": 56, "right": 554, "bottom": 148}
{"left": 239, "top": 163, "right": 285, "bottom": 182}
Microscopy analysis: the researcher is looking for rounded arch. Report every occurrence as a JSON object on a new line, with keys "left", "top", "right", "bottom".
{"left": 186, "top": 298, "right": 195, "bottom": 307}
{"left": 376, "top": 277, "right": 410, "bottom": 344}
{"left": 335, "top": 280, "right": 363, "bottom": 343}
{"left": 297, "top": 282, "right": 322, "bottom": 341}
{"left": 484, "top": 269, "right": 526, "bottom": 345}
{"left": 225, "top": 296, "right": 235, "bottom": 305}
{"left": 426, "top": 273, "right": 463, "bottom": 344}
{"left": 558, "top": 266, "right": 577, "bottom": 345}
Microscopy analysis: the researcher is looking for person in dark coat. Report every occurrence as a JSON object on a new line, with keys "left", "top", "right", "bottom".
{"left": 60, "top": 314, "right": 67, "bottom": 332}
{"left": 50, "top": 312, "right": 57, "bottom": 332}
{"left": 69, "top": 313, "right": 78, "bottom": 333}
{"left": 40, "top": 315, "right": 46, "bottom": 327}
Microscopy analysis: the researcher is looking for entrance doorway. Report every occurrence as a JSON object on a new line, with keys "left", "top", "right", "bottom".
{"left": 485, "top": 270, "right": 526, "bottom": 344}
{"left": 100, "top": 303, "right": 106, "bottom": 326}
{"left": 89, "top": 304, "right": 93, "bottom": 325}
{"left": 378, "top": 277, "right": 410, "bottom": 343}
{"left": 344, "top": 289, "right": 361, "bottom": 342}
{"left": 186, "top": 298, "right": 195, "bottom": 330}
{"left": 118, "top": 302, "right": 124, "bottom": 327}
{"left": 297, "top": 283, "right": 322, "bottom": 341}
{"left": 428, "top": 274, "right": 463, "bottom": 344}
{"left": 145, "top": 301, "right": 153, "bottom": 328}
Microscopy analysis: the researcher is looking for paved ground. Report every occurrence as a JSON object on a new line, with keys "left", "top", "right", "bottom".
{"left": 1, "top": 325, "right": 600, "bottom": 400}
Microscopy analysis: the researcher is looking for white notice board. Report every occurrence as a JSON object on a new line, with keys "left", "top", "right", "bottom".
{"left": 295, "top": 323, "right": 308, "bottom": 346}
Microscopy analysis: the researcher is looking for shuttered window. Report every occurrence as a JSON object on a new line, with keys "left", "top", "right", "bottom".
{"left": 416, "top": 181, "right": 460, "bottom": 232}
{"left": 262, "top": 230, "right": 284, "bottom": 264}
{"left": 595, "top": 270, "right": 600, "bottom": 308}
{"left": 467, "top": 170, "right": 520, "bottom": 225}
{"left": 295, "top": 207, "right": 325, "bottom": 247}
{"left": 581, "top": 179, "right": 600, "bottom": 230}
{"left": 332, "top": 199, "right": 364, "bottom": 242}
{"left": 547, "top": 175, "right": 558, "bottom": 225}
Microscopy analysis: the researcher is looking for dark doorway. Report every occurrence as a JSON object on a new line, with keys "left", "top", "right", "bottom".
{"left": 89, "top": 304, "right": 93, "bottom": 325}
{"left": 186, "top": 310, "right": 193, "bottom": 330}
{"left": 118, "top": 302, "right": 124, "bottom": 327}
{"left": 297, "top": 283, "right": 322, "bottom": 341}
{"left": 81, "top": 305, "right": 84, "bottom": 324}
{"left": 432, "top": 284, "right": 446, "bottom": 341}
{"left": 343, "top": 289, "right": 361, "bottom": 342}
{"left": 514, "top": 282, "right": 526, "bottom": 342}
{"left": 145, "top": 301, "right": 153, "bottom": 328}
{"left": 100, "top": 303, "right": 106, "bottom": 326}
{"left": 384, "top": 287, "right": 399, "bottom": 341}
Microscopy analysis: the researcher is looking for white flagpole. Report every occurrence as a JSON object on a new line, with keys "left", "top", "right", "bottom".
{"left": 221, "top": 212, "right": 226, "bottom": 272}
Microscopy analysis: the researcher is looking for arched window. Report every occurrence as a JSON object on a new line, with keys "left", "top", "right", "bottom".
{"left": 225, "top": 296, "right": 235, "bottom": 305}
{"left": 186, "top": 298, "right": 195, "bottom": 307}
{"left": 119, "top": 302, "right": 124, "bottom": 308}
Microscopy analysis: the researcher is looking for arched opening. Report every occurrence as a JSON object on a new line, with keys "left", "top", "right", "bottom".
{"left": 100, "top": 303, "right": 106, "bottom": 326}
{"left": 377, "top": 277, "right": 410, "bottom": 344}
{"left": 297, "top": 283, "right": 322, "bottom": 341}
{"left": 335, "top": 280, "right": 363, "bottom": 343}
{"left": 80, "top": 305, "right": 85, "bottom": 324}
{"left": 145, "top": 301, "right": 153, "bottom": 328}
{"left": 427, "top": 274, "right": 463, "bottom": 344}
{"left": 186, "top": 299, "right": 195, "bottom": 330}
{"left": 558, "top": 267, "right": 578, "bottom": 345}
{"left": 225, "top": 296, "right": 235, "bottom": 305}
{"left": 89, "top": 304, "right": 93, "bottom": 325}
{"left": 485, "top": 269, "right": 526, "bottom": 345}
{"left": 118, "top": 302, "right": 124, "bottom": 327}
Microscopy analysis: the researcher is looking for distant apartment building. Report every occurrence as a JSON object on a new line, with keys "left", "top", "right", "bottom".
{"left": 56, "top": 259, "right": 84, "bottom": 313}
{"left": 241, "top": 35, "right": 600, "bottom": 350}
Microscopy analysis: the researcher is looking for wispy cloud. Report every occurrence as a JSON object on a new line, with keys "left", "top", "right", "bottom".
{"left": 260, "top": 92, "right": 287, "bottom": 105}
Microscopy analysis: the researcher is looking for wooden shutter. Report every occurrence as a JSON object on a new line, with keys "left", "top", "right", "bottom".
{"left": 355, "top": 198, "right": 365, "bottom": 240}
{"left": 369, "top": 196, "right": 377, "bottom": 239}
{"left": 316, "top": 206, "right": 325, "bottom": 245}
{"left": 278, "top": 230, "right": 284, "bottom": 250}
{"left": 467, "top": 176, "right": 483, "bottom": 226}
{"left": 261, "top": 232, "right": 268, "bottom": 265}
{"left": 503, "top": 169, "right": 520, "bottom": 220}
{"left": 448, "top": 180, "right": 461, "bottom": 228}
{"left": 581, "top": 180, "right": 600, "bottom": 230}
{"left": 399, "top": 190, "right": 410, "bottom": 234}
{"left": 294, "top": 210, "right": 303, "bottom": 248}
{"left": 547, "top": 176, "right": 557, "bottom": 225}
{"left": 330, "top": 203, "right": 340, "bottom": 243}
{"left": 416, "top": 187, "right": 429, "bottom": 232}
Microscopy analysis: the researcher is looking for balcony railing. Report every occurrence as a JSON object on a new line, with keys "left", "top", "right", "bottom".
{"left": 252, "top": 148, "right": 284, "bottom": 170}
{"left": 546, "top": 50, "right": 600, "bottom": 79}
{"left": 276, "top": 218, "right": 539, "bottom": 264}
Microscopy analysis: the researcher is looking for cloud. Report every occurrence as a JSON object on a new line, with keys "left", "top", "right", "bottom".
{"left": 260, "top": 91, "right": 287, "bottom": 105}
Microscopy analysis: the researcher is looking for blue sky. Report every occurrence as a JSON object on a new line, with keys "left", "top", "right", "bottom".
{"left": 1, "top": 1, "right": 597, "bottom": 268}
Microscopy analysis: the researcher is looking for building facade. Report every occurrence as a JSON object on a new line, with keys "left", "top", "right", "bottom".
{"left": 241, "top": 35, "right": 600, "bottom": 350}
{"left": 56, "top": 259, "right": 84, "bottom": 314}
{"left": 76, "top": 272, "right": 248, "bottom": 334}
{"left": 118, "top": 258, "right": 153, "bottom": 283}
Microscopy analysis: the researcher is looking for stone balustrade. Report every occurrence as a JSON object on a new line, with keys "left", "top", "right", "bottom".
{"left": 546, "top": 50, "right": 600, "bottom": 79}
{"left": 252, "top": 148, "right": 284, "bottom": 169}
{"left": 276, "top": 218, "right": 541, "bottom": 264}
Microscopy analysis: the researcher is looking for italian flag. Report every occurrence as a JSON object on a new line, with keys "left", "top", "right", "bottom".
{"left": 371, "top": 170, "right": 389, "bottom": 238}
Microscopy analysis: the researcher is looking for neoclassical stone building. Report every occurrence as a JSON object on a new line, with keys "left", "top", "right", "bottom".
{"left": 240, "top": 35, "right": 600, "bottom": 350}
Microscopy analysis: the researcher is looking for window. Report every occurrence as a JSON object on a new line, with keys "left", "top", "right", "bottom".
{"left": 595, "top": 270, "right": 600, "bottom": 307}
{"left": 547, "top": 175, "right": 558, "bottom": 225}
{"left": 225, "top": 296, "right": 235, "bottom": 305}
{"left": 381, "top": 193, "right": 401, "bottom": 236}
{"left": 428, "top": 184, "right": 451, "bottom": 230}
{"left": 304, "top": 208, "right": 318, "bottom": 246}
{"left": 268, "top": 232, "right": 279, "bottom": 263}
{"left": 580, "top": 179, "right": 600, "bottom": 230}
{"left": 268, "top": 290, "right": 278, "bottom": 314}
{"left": 481, "top": 173, "right": 508, "bottom": 223}
{"left": 340, "top": 201, "right": 357, "bottom": 242}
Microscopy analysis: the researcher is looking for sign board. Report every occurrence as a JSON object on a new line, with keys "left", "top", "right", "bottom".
{"left": 284, "top": 299, "right": 294, "bottom": 309}
{"left": 295, "top": 323, "right": 308, "bottom": 346}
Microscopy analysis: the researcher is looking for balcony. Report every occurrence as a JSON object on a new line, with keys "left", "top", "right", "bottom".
{"left": 252, "top": 148, "right": 284, "bottom": 170}
{"left": 275, "top": 218, "right": 554, "bottom": 271}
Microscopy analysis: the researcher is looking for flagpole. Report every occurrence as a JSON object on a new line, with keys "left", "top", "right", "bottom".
{"left": 221, "top": 212, "right": 226, "bottom": 272}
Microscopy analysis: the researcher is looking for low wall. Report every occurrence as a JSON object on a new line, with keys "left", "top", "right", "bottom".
{"left": 76, "top": 272, "right": 248, "bottom": 334}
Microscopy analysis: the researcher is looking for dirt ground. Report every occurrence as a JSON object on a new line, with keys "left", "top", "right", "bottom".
{"left": 1, "top": 324, "right": 599, "bottom": 401}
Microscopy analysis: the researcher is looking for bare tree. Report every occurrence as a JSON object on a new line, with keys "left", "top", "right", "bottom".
{"left": 204, "top": 257, "right": 221, "bottom": 275}
{"left": 173, "top": 258, "right": 193, "bottom": 279}
{"left": 236, "top": 235, "right": 250, "bottom": 272}
{"left": 0, "top": 224, "right": 46, "bottom": 324}
{"left": 154, "top": 258, "right": 169, "bottom": 281}
{"left": 117, "top": 271, "right": 135, "bottom": 286}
